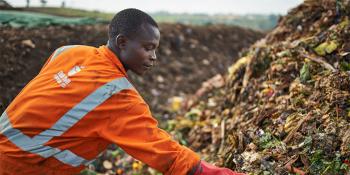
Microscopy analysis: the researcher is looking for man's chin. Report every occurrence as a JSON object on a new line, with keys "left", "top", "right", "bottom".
{"left": 131, "top": 69, "right": 147, "bottom": 76}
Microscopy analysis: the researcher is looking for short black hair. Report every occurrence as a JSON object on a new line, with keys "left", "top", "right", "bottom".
{"left": 108, "top": 8, "right": 158, "bottom": 41}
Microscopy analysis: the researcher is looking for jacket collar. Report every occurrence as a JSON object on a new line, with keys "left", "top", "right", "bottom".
{"left": 99, "top": 45, "right": 127, "bottom": 76}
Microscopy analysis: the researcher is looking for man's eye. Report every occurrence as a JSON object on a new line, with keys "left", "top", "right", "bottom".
{"left": 144, "top": 45, "right": 154, "bottom": 51}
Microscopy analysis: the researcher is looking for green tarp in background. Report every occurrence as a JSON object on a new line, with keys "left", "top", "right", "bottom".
{"left": 0, "top": 10, "right": 103, "bottom": 28}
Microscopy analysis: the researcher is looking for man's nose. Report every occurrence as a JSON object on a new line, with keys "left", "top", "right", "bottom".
{"left": 150, "top": 50, "right": 157, "bottom": 61}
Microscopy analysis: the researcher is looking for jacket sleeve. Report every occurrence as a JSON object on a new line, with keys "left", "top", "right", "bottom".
{"left": 100, "top": 95, "right": 200, "bottom": 175}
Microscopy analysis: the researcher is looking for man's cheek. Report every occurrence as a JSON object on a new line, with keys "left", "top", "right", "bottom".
{"left": 137, "top": 50, "right": 147, "bottom": 59}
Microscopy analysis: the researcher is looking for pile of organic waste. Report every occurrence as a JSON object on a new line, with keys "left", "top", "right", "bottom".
{"left": 169, "top": 0, "right": 350, "bottom": 174}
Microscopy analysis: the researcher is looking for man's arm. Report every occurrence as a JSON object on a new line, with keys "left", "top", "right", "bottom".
{"left": 100, "top": 100, "right": 199, "bottom": 174}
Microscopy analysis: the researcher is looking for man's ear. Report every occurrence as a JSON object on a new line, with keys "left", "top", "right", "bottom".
{"left": 116, "top": 34, "right": 128, "bottom": 50}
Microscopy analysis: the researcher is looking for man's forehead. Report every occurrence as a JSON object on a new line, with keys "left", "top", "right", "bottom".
{"left": 135, "top": 23, "right": 160, "bottom": 41}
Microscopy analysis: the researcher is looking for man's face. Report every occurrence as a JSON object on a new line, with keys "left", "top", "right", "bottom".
{"left": 118, "top": 23, "right": 160, "bottom": 75}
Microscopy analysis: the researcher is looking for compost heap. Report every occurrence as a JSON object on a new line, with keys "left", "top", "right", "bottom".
{"left": 0, "top": 23, "right": 263, "bottom": 174}
{"left": 174, "top": 1, "right": 350, "bottom": 174}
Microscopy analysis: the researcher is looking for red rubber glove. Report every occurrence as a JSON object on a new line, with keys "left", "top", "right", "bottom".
{"left": 190, "top": 161, "right": 246, "bottom": 175}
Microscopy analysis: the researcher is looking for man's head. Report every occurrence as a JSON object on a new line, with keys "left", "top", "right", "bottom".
{"left": 108, "top": 8, "right": 160, "bottom": 75}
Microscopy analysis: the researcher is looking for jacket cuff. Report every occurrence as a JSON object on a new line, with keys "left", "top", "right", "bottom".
{"left": 164, "top": 146, "right": 200, "bottom": 175}
{"left": 187, "top": 160, "right": 202, "bottom": 175}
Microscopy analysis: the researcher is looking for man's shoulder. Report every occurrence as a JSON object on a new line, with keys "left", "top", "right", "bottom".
{"left": 49, "top": 45, "right": 98, "bottom": 62}
{"left": 52, "top": 45, "right": 112, "bottom": 66}
{"left": 55, "top": 45, "right": 97, "bottom": 55}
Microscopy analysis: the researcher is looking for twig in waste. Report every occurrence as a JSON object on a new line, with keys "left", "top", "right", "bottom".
{"left": 283, "top": 112, "right": 313, "bottom": 143}
{"left": 218, "top": 120, "right": 226, "bottom": 154}
{"left": 301, "top": 53, "right": 337, "bottom": 72}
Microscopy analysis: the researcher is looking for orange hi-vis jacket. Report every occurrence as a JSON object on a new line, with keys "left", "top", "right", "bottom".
{"left": 0, "top": 45, "right": 200, "bottom": 175}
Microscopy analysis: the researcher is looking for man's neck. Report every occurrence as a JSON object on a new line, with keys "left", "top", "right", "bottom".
{"left": 106, "top": 40, "right": 129, "bottom": 71}
{"left": 107, "top": 40, "right": 118, "bottom": 56}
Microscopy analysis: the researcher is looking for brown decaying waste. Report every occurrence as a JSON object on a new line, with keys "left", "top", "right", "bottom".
{"left": 171, "top": 0, "right": 350, "bottom": 174}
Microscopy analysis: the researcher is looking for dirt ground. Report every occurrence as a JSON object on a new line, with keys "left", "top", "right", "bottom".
{"left": 0, "top": 23, "right": 263, "bottom": 118}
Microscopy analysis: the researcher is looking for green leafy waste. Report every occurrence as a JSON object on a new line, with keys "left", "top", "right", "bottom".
{"left": 300, "top": 62, "right": 311, "bottom": 83}
{"left": 309, "top": 150, "right": 350, "bottom": 174}
{"left": 314, "top": 40, "right": 339, "bottom": 56}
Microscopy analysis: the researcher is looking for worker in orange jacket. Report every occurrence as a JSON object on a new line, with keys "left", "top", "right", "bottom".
{"left": 0, "top": 8, "right": 245, "bottom": 175}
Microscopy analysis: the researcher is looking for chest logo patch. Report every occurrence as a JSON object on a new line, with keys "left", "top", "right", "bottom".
{"left": 68, "top": 65, "right": 85, "bottom": 77}
{"left": 54, "top": 71, "right": 71, "bottom": 88}
{"left": 54, "top": 65, "right": 85, "bottom": 88}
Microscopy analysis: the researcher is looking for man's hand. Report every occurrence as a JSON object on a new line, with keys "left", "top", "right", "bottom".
{"left": 189, "top": 161, "right": 246, "bottom": 175}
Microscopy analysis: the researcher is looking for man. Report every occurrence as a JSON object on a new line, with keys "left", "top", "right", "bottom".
{"left": 0, "top": 8, "right": 244, "bottom": 175}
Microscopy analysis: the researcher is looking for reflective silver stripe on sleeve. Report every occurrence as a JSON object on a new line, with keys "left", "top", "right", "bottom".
{"left": 0, "top": 77, "right": 134, "bottom": 167}
{"left": 50, "top": 45, "right": 79, "bottom": 63}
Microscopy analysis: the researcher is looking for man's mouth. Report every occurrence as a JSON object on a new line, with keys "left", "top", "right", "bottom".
{"left": 143, "top": 64, "right": 153, "bottom": 69}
